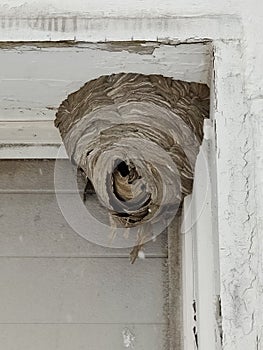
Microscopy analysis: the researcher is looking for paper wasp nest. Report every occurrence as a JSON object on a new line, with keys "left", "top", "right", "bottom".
{"left": 55, "top": 73, "right": 209, "bottom": 260}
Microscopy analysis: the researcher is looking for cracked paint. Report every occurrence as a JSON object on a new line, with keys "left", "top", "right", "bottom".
{"left": 0, "top": 1, "right": 262, "bottom": 349}
{"left": 214, "top": 38, "right": 260, "bottom": 349}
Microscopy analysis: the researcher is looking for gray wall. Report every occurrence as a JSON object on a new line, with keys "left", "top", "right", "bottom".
{"left": 0, "top": 160, "right": 168, "bottom": 350}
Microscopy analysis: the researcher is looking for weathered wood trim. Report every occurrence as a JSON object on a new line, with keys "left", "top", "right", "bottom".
{"left": 213, "top": 39, "right": 259, "bottom": 349}
{"left": 0, "top": 12, "right": 258, "bottom": 350}
{"left": 0, "top": 15, "right": 241, "bottom": 42}
{"left": 0, "top": 41, "right": 211, "bottom": 158}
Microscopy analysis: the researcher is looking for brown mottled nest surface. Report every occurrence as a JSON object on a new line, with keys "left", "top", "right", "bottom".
{"left": 55, "top": 73, "right": 209, "bottom": 260}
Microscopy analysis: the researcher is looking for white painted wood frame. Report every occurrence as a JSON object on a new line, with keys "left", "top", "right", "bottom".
{"left": 181, "top": 119, "right": 222, "bottom": 350}
{"left": 0, "top": 13, "right": 255, "bottom": 350}
{"left": 0, "top": 41, "right": 211, "bottom": 158}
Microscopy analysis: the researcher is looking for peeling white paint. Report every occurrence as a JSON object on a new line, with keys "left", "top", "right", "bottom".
{"left": 0, "top": 42, "right": 210, "bottom": 160}
{"left": 0, "top": 1, "right": 262, "bottom": 349}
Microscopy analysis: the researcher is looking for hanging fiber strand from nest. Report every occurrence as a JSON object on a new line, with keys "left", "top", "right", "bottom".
{"left": 55, "top": 73, "right": 210, "bottom": 262}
